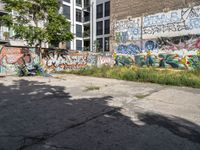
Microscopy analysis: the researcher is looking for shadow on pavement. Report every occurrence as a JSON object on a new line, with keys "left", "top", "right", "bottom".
{"left": 0, "top": 79, "right": 199, "bottom": 150}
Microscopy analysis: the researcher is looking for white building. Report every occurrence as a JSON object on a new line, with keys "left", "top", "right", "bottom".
{"left": 0, "top": 0, "right": 111, "bottom": 52}
{"left": 62, "top": 0, "right": 110, "bottom": 52}
{"left": 62, "top": 0, "right": 85, "bottom": 51}
{"left": 89, "top": 0, "right": 110, "bottom": 52}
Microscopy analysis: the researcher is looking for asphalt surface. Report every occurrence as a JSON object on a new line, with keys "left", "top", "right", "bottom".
{"left": 0, "top": 74, "right": 200, "bottom": 150}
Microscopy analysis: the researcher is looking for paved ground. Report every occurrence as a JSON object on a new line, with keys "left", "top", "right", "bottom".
{"left": 0, "top": 74, "right": 200, "bottom": 150}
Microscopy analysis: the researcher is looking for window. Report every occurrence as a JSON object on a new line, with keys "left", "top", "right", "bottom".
{"left": 96, "top": 21, "right": 103, "bottom": 35}
{"left": 84, "top": 0, "right": 90, "bottom": 8}
{"left": 104, "top": 20, "right": 110, "bottom": 34}
{"left": 105, "top": 1, "right": 110, "bottom": 17}
{"left": 76, "top": 40, "right": 82, "bottom": 51}
{"left": 76, "top": 0, "right": 82, "bottom": 7}
{"left": 66, "top": 41, "right": 71, "bottom": 49}
{"left": 96, "top": 4, "right": 103, "bottom": 19}
{"left": 76, "top": 9, "right": 82, "bottom": 22}
{"left": 104, "top": 37, "right": 110, "bottom": 51}
{"left": 96, "top": 38, "right": 103, "bottom": 52}
{"left": 63, "top": 5, "right": 70, "bottom": 19}
{"left": 63, "top": 0, "right": 70, "bottom": 3}
{"left": 76, "top": 24, "right": 82, "bottom": 37}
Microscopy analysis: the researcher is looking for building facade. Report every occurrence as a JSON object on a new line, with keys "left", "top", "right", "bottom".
{"left": 110, "top": 0, "right": 200, "bottom": 70}
{"left": 62, "top": 0, "right": 110, "bottom": 52}
{"left": 62, "top": 0, "right": 85, "bottom": 51}
{"left": 0, "top": 3, "right": 10, "bottom": 46}
{"left": 110, "top": 0, "right": 200, "bottom": 49}
{"left": 90, "top": 0, "right": 110, "bottom": 52}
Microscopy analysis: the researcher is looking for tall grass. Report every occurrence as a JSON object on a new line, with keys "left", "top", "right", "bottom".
{"left": 59, "top": 66, "right": 200, "bottom": 88}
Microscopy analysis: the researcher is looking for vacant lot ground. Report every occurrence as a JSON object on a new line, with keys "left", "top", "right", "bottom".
{"left": 0, "top": 74, "right": 200, "bottom": 150}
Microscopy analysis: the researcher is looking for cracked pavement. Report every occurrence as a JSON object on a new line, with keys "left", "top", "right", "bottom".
{"left": 0, "top": 74, "right": 200, "bottom": 150}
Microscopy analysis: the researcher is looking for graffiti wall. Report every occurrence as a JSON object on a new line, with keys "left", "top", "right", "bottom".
{"left": 143, "top": 6, "right": 200, "bottom": 39}
{"left": 0, "top": 46, "right": 116, "bottom": 74}
{"left": 114, "top": 17, "right": 142, "bottom": 43}
{"left": 112, "top": 5, "right": 200, "bottom": 70}
{"left": 42, "top": 49, "right": 115, "bottom": 71}
{"left": 0, "top": 46, "right": 39, "bottom": 74}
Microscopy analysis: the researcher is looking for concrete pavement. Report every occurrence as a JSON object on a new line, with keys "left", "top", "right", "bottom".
{"left": 0, "top": 74, "right": 200, "bottom": 150}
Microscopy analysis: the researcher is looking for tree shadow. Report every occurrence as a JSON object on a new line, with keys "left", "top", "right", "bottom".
{"left": 0, "top": 79, "right": 199, "bottom": 150}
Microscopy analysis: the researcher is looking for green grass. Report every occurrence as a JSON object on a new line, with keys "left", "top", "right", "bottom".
{"left": 135, "top": 93, "right": 151, "bottom": 99}
{"left": 58, "top": 66, "right": 200, "bottom": 88}
{"left": 84, "top": 86, "right": 100, "bottom": 92}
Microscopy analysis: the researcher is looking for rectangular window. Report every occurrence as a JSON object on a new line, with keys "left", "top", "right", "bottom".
{"left": 96, "top": 4, "right": 103, "bottom": 19}
{"left": 63, "top": 5, "right": 70, "bottom": 19}
{"left": 96, "top": 21, "right": 103, "bottom": 35}
{"left": 84, "top": 0, "right": 90, "bottom": 8}
{"left": 76, "top": 9, "right": 82, "bottom": 22}
{"left": 104, "top": 37, "right": 110, "bottom": 51}
{"left": 63, "top": 0, "right": 70, "bottom": 3}
{"left": 76, "top": 40, "right": 82, "bottom": 51}
{"left": 105, "top": 1, "right": 110, "bottom": 17}
{"left": 76, "top": 0, "right": 82, "bottom": 7}
{"left": 104, "top": 19, "right": 110, "bottom": 34}
{"left": 76, "top": 24, "right": 82, "bottom": 37}
{"left": 66, "top": 41, "right": 71, "bottom": 49}
{"left": 96, "top": 38, "right": 103, "bottom": 52}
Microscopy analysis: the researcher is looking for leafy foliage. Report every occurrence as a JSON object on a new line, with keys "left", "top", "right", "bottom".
{"left": 0, "top": 0, "right": 73, "bottom": 47}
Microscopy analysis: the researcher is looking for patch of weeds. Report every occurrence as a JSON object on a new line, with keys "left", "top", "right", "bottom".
{"left": 84, "top": 86, "right": 100, "bottom": 92}
{"left": 58, "top": 66, "right": 200, "bottom": 88}
{"left": 135, "top": 93, "right": 151, "bottom": 99}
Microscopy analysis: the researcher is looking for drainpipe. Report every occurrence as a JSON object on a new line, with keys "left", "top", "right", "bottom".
{"left": 91, "top": 1, "right": 94, "bottom": 52}
{"left": 140, "top": 13, "right": 144, "bottom": 51}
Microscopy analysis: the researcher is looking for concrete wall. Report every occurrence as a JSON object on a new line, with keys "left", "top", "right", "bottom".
{"left": 110, "top": 0, "right": 200, "bottom": 70}
{"left": 0, "top": 46, "right": 115, "bottom": 74}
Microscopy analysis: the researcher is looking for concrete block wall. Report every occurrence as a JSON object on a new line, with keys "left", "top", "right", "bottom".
{"left": 111, "top": 0, "right": 200, "bottom": 20}
{"left": 110, "top": 0, "right": 200, "bottom": 70}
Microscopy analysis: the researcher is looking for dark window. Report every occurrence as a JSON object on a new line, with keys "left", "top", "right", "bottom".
{"left": 105, "top": 1, "right": 110, "bottom": 17}
{"left": 84, "top": 11, "right": 90, "bottom": 22}
{"left": 76, "top": 0, "right": 82, "bottom": 7}
{"left": 96, "top": 4, "right": 103, "bottom": 19}
{"left": 63, "top": 0, "right": 70, "bottom": 3}
{"left": 96, "top": 21, "right": 103, "bottom": 35}
{"left": 66, "top": 41, "right": 71, "bottom": 49}
{"left": 104, "top": 19, "right": 110, "bottom": 34}
{"left": 96, "top": 38, "right": 103, "bottom": 52}
{"left": 104, "top": 37, "right": 110, "bottom": 51}
{"left": 76, "top": 24, "right": 82, "bottom": 37}
{"left": 76, "top": 9, "right": 82, "bottom": 22}
{"left": 63, "top": 5, "right": 70, "bottom": 19}
{"left": 76, "top": 40, "right": 82, "bottom": 50}
{"left": 84, "top": 0, "right": 90, "bottom": 8}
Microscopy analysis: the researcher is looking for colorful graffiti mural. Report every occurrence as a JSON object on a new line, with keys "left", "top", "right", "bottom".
{"left": 115, "top": 55, "right": 135, "bottom": 66}
{"left": 114, "top": 36, "right": 200, "bottom": 69}
{"left": 0, "top": 47, "right": 38, "bottom": 74}
{"left": 113, "top": 17, "right": 141, "bottom": 43}
{"left": 42, "top": 49, "right": 88, "bottom": 71}
{"left": 97, "top": 55, "right": 115, "bottom": 67}
{"left": 112, "top": 5, "right": 200, "bottom": 70}
{"left": 42, "top": 49, "right": 115, "bottom": 71}
{"left": 143, "top": 6, "right": 200, "bottom": 39}
{"left": 113, "top": 5, "right": 200, "bottom": 42}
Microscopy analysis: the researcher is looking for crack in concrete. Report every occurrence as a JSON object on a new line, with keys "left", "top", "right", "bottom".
{"left": 10, "top": 107, "right": 120, "bottom": 150}
{"left": 135, "top": 87, "right": 166, "bottom": 99}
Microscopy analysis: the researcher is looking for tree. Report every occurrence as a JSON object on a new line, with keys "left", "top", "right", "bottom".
{"left": 0, "top": 0, "right": 73, "bottom": 51}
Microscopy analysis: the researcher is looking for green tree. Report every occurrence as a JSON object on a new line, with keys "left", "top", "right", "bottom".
{"left": 0, "top": 0, "right": 73, "bottom": 51}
